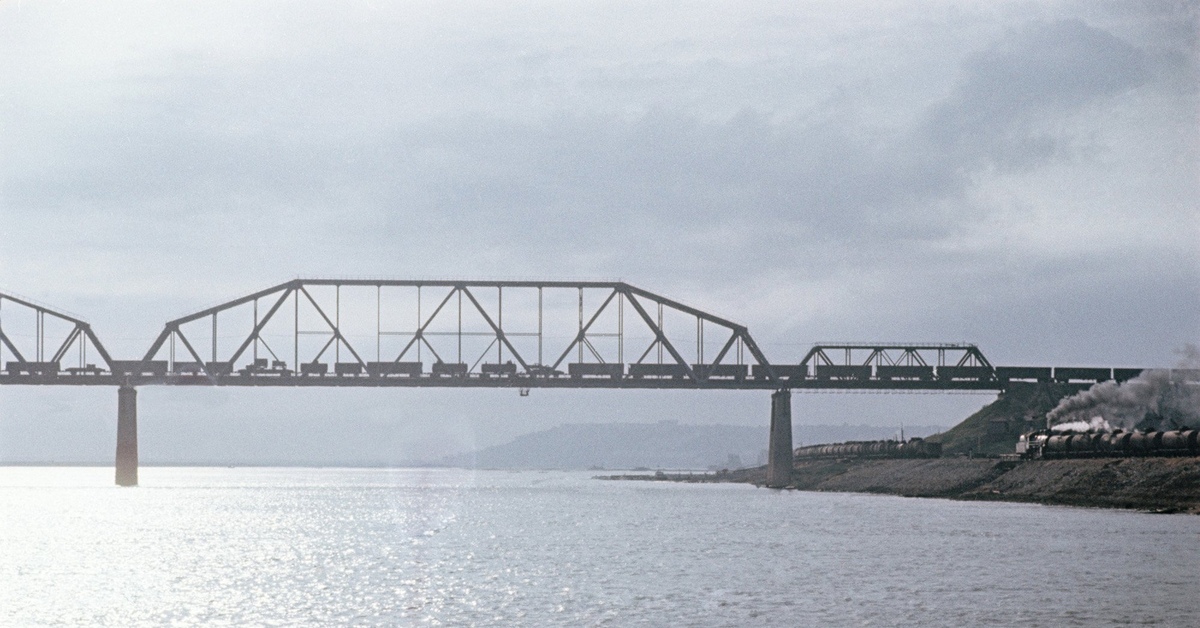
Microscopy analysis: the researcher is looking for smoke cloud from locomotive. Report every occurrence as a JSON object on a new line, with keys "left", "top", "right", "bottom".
{"left": 1048, "top": 369, "right": 1200, "bottom": 430}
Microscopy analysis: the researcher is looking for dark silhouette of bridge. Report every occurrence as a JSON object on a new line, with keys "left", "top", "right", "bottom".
{"left": 0, "top": 280, "right": 1173, "bottom": 487}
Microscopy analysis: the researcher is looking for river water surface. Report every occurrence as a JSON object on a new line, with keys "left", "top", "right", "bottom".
{"left": 0, "top": 467, "right": 1196, "bottom": 626}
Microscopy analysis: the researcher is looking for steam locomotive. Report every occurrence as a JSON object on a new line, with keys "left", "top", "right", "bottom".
{"left": 1017, "top": 429, "right": 1200, "bottom": 459}
{"left": 794, "top": 438, "right": 942, "bottom": 459}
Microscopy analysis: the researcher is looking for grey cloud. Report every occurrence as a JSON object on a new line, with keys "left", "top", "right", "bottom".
{"left": 922, "top": 19, "right": 1148, "bottom": 171}
{"left": 1, "top": 7, "right": 1192, "bottom": 342}
{"left": 963, "top": 20, "right": 1146, "bottom": 112}
{"left": 0, "top": 17, "right": 1160, "bottom": 262}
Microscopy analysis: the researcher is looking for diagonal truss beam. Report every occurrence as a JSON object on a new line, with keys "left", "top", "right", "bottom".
{"left": 393, "top": 287, "right": 457, "bottom": 363}
{"left": 622, "top": 290, "right": 698, "bottom": 382}
{"left": 80, "top": 326, "right": 114, "bottom": 369}
{"left": 166, "top": 280, "right": 298, "bottom": 327}
{"left": 0, "top": 327, "right": 26, "bottom": 362}
{"left": 619, "top": 285, "right": 777, "bottom": 384}
{"left": 707, "top": 331, "right": 741, "bottom": 369}
{"left": 550, "top": 288, "right": 620, "bottom": 370}
{"left": 622, "top": 285, "right": 743, "bottom": 330}
{"left": 173, "top": 329, "right": 208, "bottom": 368}
{"left": 227, "top": 287, "right": 295, "bottom": 367}
{"left": 460, "top": 286, "right": 530, "bottom": 371}
{"left": 956, "top": 346, "right": 993, "bottom": 368}
{"left": 800, "top": 347, "right": 836, "bottom": 367}
{"left": 299, "top": 286, "right": 367, "bottom": 366}
{"left": 49, "top": 327, "right": 82, "bottom": 364}
{"left": 141, "top": 327, "right": 173, "bottom": 363}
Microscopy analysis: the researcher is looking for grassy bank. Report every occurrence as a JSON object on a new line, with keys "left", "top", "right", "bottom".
{"left": 925, "top": 382, "right": 1087, "bottom": 456}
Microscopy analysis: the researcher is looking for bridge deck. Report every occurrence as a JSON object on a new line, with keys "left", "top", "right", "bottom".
{"left": 0, "top": 372, "right": 1012, "bottom": 390}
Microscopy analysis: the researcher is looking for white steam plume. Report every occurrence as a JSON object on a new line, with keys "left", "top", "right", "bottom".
{"left": 1047, "top": 344, "right": 1200, "bottom": 431}
{"left": 1050, "top": 416, "right": 1113, "bottom": 432}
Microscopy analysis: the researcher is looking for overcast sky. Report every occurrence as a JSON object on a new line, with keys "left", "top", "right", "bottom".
{"left": 1, "top": 1, "right": 1196, "bottom": 463}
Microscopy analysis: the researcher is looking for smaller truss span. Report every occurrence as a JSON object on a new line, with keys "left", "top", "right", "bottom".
{"left": 0, "top": 291, "right": 114, "bottom": 377}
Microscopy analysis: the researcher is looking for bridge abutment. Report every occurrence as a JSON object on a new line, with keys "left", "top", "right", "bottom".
{"left": 766, "top": 389, "right": 792, "bottom": 488}
{"left": 115, "top": 385, "right": 138, "bottom": 487}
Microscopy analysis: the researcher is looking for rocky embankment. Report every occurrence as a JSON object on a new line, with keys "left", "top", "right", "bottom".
{"left": 601, "top": 382, "right": 1200, "bottom": 512}
{"left": 603, "top": 456, "right": 1200, "bottom": 513}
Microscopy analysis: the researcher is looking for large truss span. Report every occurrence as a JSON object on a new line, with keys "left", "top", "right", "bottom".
{"left": 128, "top": 279, "right": 778, "bottom": 387}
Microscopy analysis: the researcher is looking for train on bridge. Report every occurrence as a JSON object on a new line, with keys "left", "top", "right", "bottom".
{"left": 8, "top": 358, "right": 1199, "bottom": 387}
{"left": 3, "top": 281, "right": 1188, "bottom": 390}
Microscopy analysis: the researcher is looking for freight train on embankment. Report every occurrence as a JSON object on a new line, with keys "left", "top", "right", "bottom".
{"left": 601, "top": 380, "right": 1200, "bottom": 512}
{"left": 609, "top": 432, "right": 1200, "bottom": 513}
{"left": 791, "top": 428, "right": 1200, "bottom": 461}
{"left": 1017, "top": 429, "right": 1200, "bottom": 459}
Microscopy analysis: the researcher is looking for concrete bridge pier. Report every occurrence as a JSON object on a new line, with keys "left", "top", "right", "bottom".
{"left": 115, "top": 385, "right": 138, "bottom": 487}
{"left": 766, "top": 389, "right": 792, "bottom": 488}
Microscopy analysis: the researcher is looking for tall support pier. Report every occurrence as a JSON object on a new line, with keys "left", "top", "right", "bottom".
{"left": 115, "top": 385, "right": 138, "bottom": 486}
{"left": 766, "top": 389, "right": 792, "bottom": 488}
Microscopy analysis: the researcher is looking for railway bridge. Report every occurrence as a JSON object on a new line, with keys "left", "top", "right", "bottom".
{"left": 0, "top": 280, "right": 1162, "bottom": 486}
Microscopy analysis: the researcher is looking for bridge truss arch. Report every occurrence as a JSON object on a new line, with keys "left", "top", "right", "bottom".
{"left": 135, "top": 280, "right": 779, "bottom": 387}
{"left": 0, "top": 291, "right": 115, "bottom": 376}
{"left": 794, "top": 343, "right": 996, "bottom": 383}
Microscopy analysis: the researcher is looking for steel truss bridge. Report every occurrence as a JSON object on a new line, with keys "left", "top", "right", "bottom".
{"left": 0, "top": 280, "right": 1160, "bottom": 390}
{"left": 0, "top": 279, "right": 1179, "bottom": 487}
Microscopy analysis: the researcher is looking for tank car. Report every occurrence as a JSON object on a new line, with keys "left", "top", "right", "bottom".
{"left": 794, "top": 437, "right": 942, "bottom": 460}
{"left": 1018, "top": 428, "right": 1200, "bottom": 459}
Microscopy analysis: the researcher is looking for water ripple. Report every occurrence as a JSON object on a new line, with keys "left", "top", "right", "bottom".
{"left": 0, "top": 467, "right": 1197, "bottom": 626}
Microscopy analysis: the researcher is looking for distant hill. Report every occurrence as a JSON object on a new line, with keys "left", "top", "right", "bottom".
{"left": 438, "top": 421, "right": 946, "bottom": 470}
{"left": 927, "top": 383, "right": 1083, "bottom": 456}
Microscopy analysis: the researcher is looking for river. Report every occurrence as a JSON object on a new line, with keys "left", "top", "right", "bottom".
{"left": 0, "top": 467, "right": 1195, "bottom": 626}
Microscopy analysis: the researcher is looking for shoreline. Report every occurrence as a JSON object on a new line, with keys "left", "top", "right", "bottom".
{"left": 600, "top": 456, "right": 1200, "bottom": 514}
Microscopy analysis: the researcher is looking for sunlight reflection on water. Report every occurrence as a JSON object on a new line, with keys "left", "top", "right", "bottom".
{"left": 1, "top": 467, "right": 1197, "bottom": 626}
